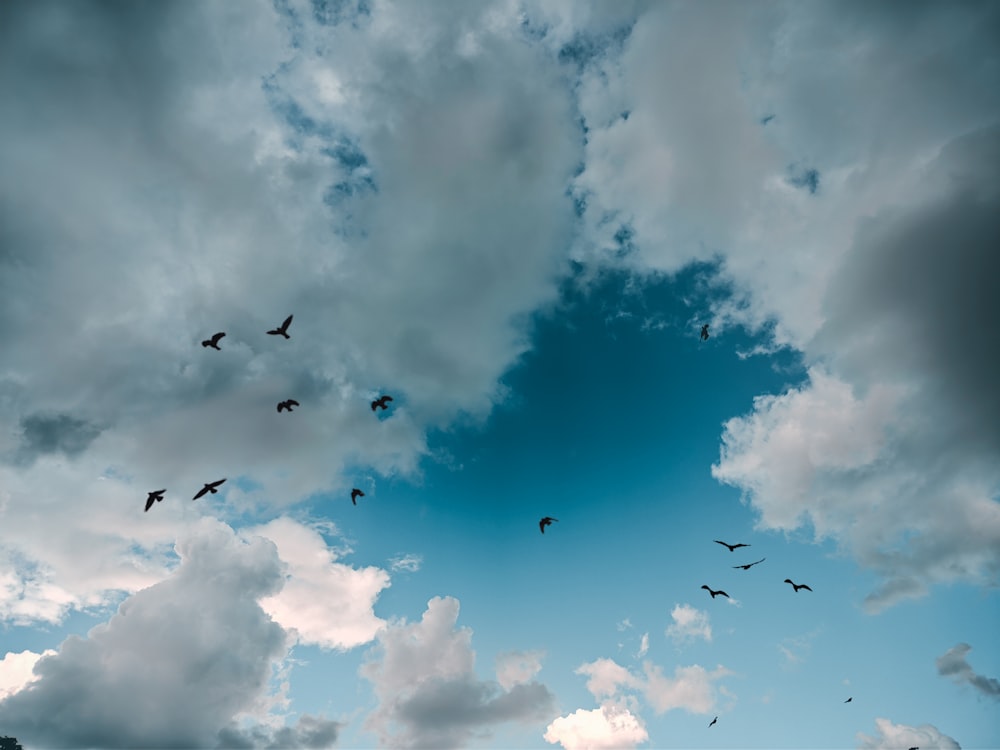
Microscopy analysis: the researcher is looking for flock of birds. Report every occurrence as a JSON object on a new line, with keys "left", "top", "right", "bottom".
{"left": 143, "top": 314, "right": 392, "bottom": 512}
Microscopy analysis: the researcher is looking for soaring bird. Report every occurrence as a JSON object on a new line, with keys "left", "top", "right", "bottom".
{"left": 267, "top": 314, "right": 293, "bottom": 339}
{"left": 714, "top": 540, "right": 750, "bottom": 552}
{"left": 193, "top": 479, "right": 226, "bottom": 500}
{"left": 371, "top": 395, "right": 393, "bottom": 412}
{"left": 539, "top": 517, "right": 558, "bottom": 534}
{"left": 351, "top": 488, "right": 364, "bottom": 505}
{"left": 202, "top": 332, "right": 225, "bottom": 350}
{"left": 144, "top": 489, "right": 165, "bottom": 512}
{"left": 701, "top": 585, "right": 729, "bottom": 599}
{"left": 733, "top": 558, "right": 766, "bottom": 570}
{"left": 277, "top": 399, "right": 300, "bottom": 413}
{"left": 844, "top": 697, "right": 852, "bottom": 703}
{"left": 708, "top": 716, "right": 718, "bottom": 728}
{"left": 700, "top": 324, "right": 710, "bottom": 341}
{"left": 784, "top": 579, "right": 813, "bottom": 592}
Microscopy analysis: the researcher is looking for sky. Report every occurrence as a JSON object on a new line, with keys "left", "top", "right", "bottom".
{"left": 0, "top": 1, "right": 998, "bottom": 748}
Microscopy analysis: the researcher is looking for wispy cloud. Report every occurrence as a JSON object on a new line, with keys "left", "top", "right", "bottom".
{"left": 665, "top": 604, "right": 712, "bottom": 645}
{"left": 389, "top": 553, "right": 423, "bottom": 573}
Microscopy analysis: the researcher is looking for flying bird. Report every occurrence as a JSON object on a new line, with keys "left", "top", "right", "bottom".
{"left": 193, "top": 479, "right": 226, "bottom": 500}
{"left": 708, "top": 716, "right": 718, "bottom": 728}
{"left": 714, "top": 540, "right": 750, "bottom": 552}
{"left": 351, "top": 488, "right": 364, "bottom": 505}
{"left": 201, "top": 332, "right": 225, "bottom": 350}
{"left": 144, "top": 489, "right": 165, "bottom": 512}
{"left": 371, "top": 395, "right": 393, "bottom": 412}
{"left": 733, "top": 557, "right": 766, "bottom": 570}
{"left": 267, "top": 314, "right": 293, "bottom": 339}
{"left": 277, "top": 399, "right": 300, "bottom": 413}
{"left": 700, "top": 324, "right": 710, "bottom": 340}
{"left": 844, "top": 697, "right": 852, "bottom": 703}
{"left": 701, "top": 585, "right": 729, "bottom": 599}
{"left": 539, "top": 517, "right": 558, "bottom": 534}
{"left": 784, "top": 579, "right": 813, "bottom": 592}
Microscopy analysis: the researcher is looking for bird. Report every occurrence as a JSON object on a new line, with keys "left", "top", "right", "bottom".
{"left": 371, "top": 395, "right": 393, "bottom": 412}
{"left": 714, "top": 540, "right": 750, "bottom": 552}
{"left": 844, "top": 697, "right": 852, "bottom": 703}
{"left": 539, "top": 517, "right": 558, "bottom": 534}
{"left": 277, "top": 399, "right": 300, "bottom": 413}
{"left": 784, "top": 578, "right": 813, "bottom": 592}
{"left": 144, "top": 489, "right": 165, "bottom": 512}
{"left": 708, "top": 716, "right": 718, "bottom": 728}
{"left": 201, "top": 332, "right": 225, "bottom": 350}
{"left": 701, "top": 585, "right": 729, "bottom": 599}
{"left": 193, "top": 479, "right": 226, "bottom": 500}
{"left": 351, "top": 488, "right": 364, "bottom": 505}
{"left": 700, "top": 324, "right": 710, "bottom": 340}
{"left": 733, "top": 557, "right": 766, "bottom": 570}
{"left": 267, "top": 314, "right": 293, "bottom": 339}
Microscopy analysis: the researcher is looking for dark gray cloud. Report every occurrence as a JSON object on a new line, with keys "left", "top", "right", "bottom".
{"left": 0, "top": 519, "right": 292, "bottom": 748}
{"left": 217, "top": 714, "right": 342, "bottom": 749}
{"left": 936, "top": 643, "right": 1000, "bottom": 700}
{"left": 15, "top": 414, "right": 102, "bottom": 464}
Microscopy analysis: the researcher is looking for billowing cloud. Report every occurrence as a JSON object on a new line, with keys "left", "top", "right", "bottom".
{"left": 544, "top": 703, "right": 649, "bottom": 750}
{"left": 665, "top": 603, "right": 712, "bottom": 645}
{"left": 0, "top": 650, "right": 55, "bottom": 700}
{"left": 936, "top": 643, "right": 1000, "bottom": 700}
{"left": 576, "top": 657, "right": 730, "bottom": 716}
{"left": 0, "top": 519, "right": 298, "bottom": 748}
{"left": 361, "top": 596, "right": 556, "bottom": 748}
{"left": 857, "top": 717, "right": 960, "bottom": 750}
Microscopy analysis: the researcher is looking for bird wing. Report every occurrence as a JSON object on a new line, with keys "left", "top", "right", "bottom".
{"left": 289, "top": 400, "right": 299, "bottom": 406}
{"left": 209, "top": 479, "right": 226, "bottom": 489}
{"left": 800, "top": 584, "right": 813, "bottom": 591}
{"left": 733, "top": 543, "right": 749, "bottom": 549}
{"left": 277, "top": 403, "right": 284, "bottom": 412}
{"left": 281, "top": 314, "right": 293, "bottom": 330}
{"left": 145, "top": 496, "right": 155, "bottom": 512}
{"left": 713, "top": 540, "right": 731, "bottom": 549}
{"left": 371, "top": 401, "right": 378, "bottom": 411}
{"left": 718, "top": 590, "right": 730, "bottom": 598}
{"left": 212, "top": 332, "right": 225, "bottom": 344}
{"left": 539, "top": 520, "right": 546, "bottom": 533}
{"left": 384, "top": 395, "right": 393, "bottom": 402}
{"left": 193, "top": 486, "right": 209, "bottom": 500}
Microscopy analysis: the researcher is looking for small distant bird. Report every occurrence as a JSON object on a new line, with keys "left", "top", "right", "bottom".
{"left": 708, "top": 716, "right": 718, "bottom": 728}
{"left": 784, "top": 578, "right": 813, "bottom": 592}
{"left": 267, "top": 314, "right": 293, "bottom": 339}
{"left": 277, "top": 399, "right": 300, "bottom": 413}
{"left": 844, "top": 697, "right": 852, "bottom": 703}
{"left": 700, "top": 324, "right": 710, "bottom": 341}
{"left": 733, "top": 557, "right": 766, "bottom": 570}
{"left": 908, "top": 747, "right": 918, "bottom": 750}
{"left": 193, "top": 479, "right": 226, "bottom": 500}
{"left": 714, "top": 540, "right": 750, "bottom": 552}
{"left": 371, "top": 395, "right": 393, "bottom": 412}
{"left": 351, "top": 488, "right": 364, "bottom": 505}
{"left": 701, "top": 585, "right": 729, "bottom": 599}
{"left": 144, "top": 489, "right": 165, "bottom": 512}
{"left": 202, "top": 332, "right": 225, "bottom": 350}
{"left": 539, "top": 517, "right": 558, "bottom": 534}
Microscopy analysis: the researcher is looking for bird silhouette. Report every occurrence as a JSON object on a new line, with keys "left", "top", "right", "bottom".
{"left": 144, "top": 489, "right": 165, "bottom": 512}
{"left": 784, "top": 578, "right": 813, "bottom": 592}
{"left": 201, "top": 332, "right": 225, "bottom": 350}
{"left": 539, "top": 517, "right": 558, "bottom": 534}
{"left": 708, "top": 716, "right": 718, "bottom": 728}
{"left": 844, "top": 697, "right": 852, "bottom": 703}
{"left": 371, "top": 395, "right": 393, "bottom": 412}
{"left": 267, "top": 314, "right": 293, "bottom": 339}
{"left": 701, "top": 324, "right": 710, "bottom": 341}
{"left": 733, "top": 557, "right": 766, "bottom": 570}
{"left": 908, "top": 747, "right": 918, "bottom": 750}
{"left": 193, "top": 479, "right": 226, "bottom": 500}
{"left": 714, "top": 540, "right": 750, "bottom": 552}
{"left": 351, "top": 488, "right": 364, "bottom": 505}
{"left": 277, "top": 399, "right": 300, "bottom": 413}
{"left": 701, "top": 585, "right": 729, "bottom": 599}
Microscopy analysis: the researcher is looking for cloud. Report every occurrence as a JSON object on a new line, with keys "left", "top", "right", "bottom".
{"left": 636, "top": 633, "right": 649, "bottom": 659}
{"left": 544, "top": 703, "right": 649, "bottom": 750}
{"left": 389, "top": 553, "right": 423, "bottom": 573}
{"left": 361, "top": 597, "right": 556, "bottom": 748}
{"left": 576, "top": 657, "right": 730, "bottom": 716}
{"left": 0, "top": 519, "right": 297, "bottom": 748}
{"left": 856, "top": 717, "right": 960, "bottom": 750}
{"left": 665, "top": 603, "right": 712, "bottom": 645}
{"left": 936, "top": 643, "right": 1000, "bottom": 700}
{"left": 217, "top": 714, "right": 342, "bottom": 749}
{"left": 496, "top": 650, "right": 545, "bottom": 691}
{"left": 248, "top": 517, "right": 390, "bottom": 650}
{"left": 0, "top": 650, "right": 55, "bottom": 700}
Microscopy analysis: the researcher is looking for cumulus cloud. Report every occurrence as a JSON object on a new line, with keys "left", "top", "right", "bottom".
{"left": 361, "top": 597, "right": 556, "bottom": 748}
{"left": 576, "top": 657, "right": 730, "bottom": 715}
{"left": 0, "top": 519, "right": 298, "bottom": 748}
{"left": 544, "top": 704, "right": 649, "bottom": 750}
{"left": 665, "top": 603, "right": 712, "bottom": 645}
{"left": 936, "top": 643, "right": 1000, "bottom": 700}
{"left": 857, "top": 717, "right": 960, "bottom": 750}
{"left": 0, "top": 650, "right": 55, "bottom": 700}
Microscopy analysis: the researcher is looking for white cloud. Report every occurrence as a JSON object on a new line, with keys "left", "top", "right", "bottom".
{"left": 361, "top": 597, "right": 556, "bottom": 748}
{"left": 636, "top": 633, "right": 649, "bottom": 659}
{"left": 544, "top": 703, "right": 649, "bottom": 750}
{"left": 389, "top": 553, "right": 423, "bottom": 573}
{"left": 665, "top": 604, "right": 712, "bottom": 645}
{"left": 0, "top": 650, "right": 55, "bottom": 700}
{"left": 496, "top": 650, "right": 545, "bottom": 691}
{"left": 857, "top": 717, "right": 960, "bottom": 750}
{"left": 248, "top": 517, "right": 390, "bottom": 650}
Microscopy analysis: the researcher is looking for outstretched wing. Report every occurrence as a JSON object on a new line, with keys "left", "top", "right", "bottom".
{"left": 193, "top": 486, "right": 209, "bottom": 500}
{"left": 209, "top": 478, "right": 226, "bottom": 489}
{"left": 145, "top": 495, "right": 156, "bottom": 512}
{"left": 713, "top": 540, "right": 733, "bottom": 550}
{"left": 799, "top": 584, "right": 813, "bottom": 592}
{"left": 288, "top": 400, "right": 299, "bottom": 407}
{"left": 717, "top": 590, "right": 730, "bottom": 598}
{"left": 211, "top": 332, "right": 225, "bottom": 345}
{"left": 281, "top": 314, "right": 293, "bottom": 331}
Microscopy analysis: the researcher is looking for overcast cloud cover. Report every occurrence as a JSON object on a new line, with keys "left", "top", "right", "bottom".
{"left": 1, "top": 0, "right": 998, "bottom": 747}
